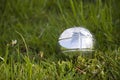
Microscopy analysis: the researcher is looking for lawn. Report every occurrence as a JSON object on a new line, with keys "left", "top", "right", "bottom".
{"left": 0, "top": 0, "right": 120, "bottom": 80}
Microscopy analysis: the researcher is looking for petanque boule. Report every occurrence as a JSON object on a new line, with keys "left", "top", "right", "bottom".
{"left": 58, "top": 27, "right": 95, "bottom": 57}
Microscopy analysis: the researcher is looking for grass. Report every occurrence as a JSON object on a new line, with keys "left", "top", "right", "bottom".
{"left": 0, "top": 0, "right": 120, "bottom": 80}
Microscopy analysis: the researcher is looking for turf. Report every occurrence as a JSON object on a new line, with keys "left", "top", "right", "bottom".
{"left": 0, "top": 0, "right": 120, "bottom": 80}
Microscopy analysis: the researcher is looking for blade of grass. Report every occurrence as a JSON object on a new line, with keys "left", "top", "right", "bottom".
{"left": 16, "top": 31, "right": 29, "bottom": 57}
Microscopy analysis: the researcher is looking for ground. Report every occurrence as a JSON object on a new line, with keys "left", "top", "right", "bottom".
{"left": 0, "top": 0, "right": 120, "bottom": 80}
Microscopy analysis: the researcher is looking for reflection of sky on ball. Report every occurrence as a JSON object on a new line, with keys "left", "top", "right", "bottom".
{"left": 59, "top": 27, "right": 94, "bottom": 50}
